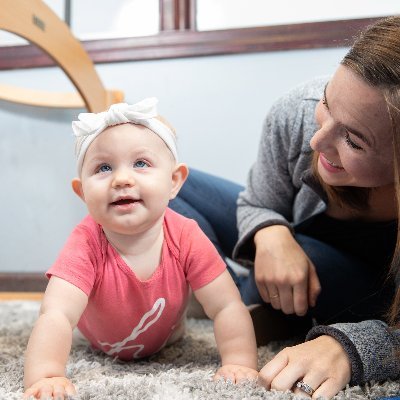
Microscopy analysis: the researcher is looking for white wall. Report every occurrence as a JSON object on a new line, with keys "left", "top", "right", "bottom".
{"left": 0, "top": 46, "right": 348, "bottom": 272}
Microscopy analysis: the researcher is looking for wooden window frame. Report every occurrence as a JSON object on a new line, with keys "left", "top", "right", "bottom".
{"left": 0, "top": 0, "right": 386, "bottom": 70}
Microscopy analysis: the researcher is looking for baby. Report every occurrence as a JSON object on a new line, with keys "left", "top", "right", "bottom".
{"left": 23, "top": 98, "right": 258, "bottom": 399}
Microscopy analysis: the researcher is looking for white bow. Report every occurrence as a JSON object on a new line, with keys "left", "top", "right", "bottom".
{"left": 72, "top": 98, "right": 159, "bottom": 138}
{"left": 73, "top": 98, "right": 178, "bottom": 173}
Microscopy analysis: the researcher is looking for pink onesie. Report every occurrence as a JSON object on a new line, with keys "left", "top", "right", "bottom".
{"left": 47, "top": 208, "right": 226, "bottom": 360}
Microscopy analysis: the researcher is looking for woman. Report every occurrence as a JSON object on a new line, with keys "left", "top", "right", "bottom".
{"left": 170, "top": 16, "right": 400, "bottom": 398}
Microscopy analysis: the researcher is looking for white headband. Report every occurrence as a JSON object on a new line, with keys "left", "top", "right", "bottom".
{"left": 73, "top": 98, "right": 178, "bottom": 173}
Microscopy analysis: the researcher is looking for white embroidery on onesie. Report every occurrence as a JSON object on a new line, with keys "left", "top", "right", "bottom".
{"left": 98, "top": 297, "right": 166, "bottom": 359}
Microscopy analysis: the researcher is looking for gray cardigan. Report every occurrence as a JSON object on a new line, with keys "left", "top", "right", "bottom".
{"left": 233, "top": 77, "right": 326, "bottom": 263}
{"left": 233, "top": 77, "right": 400, "bottom": 385}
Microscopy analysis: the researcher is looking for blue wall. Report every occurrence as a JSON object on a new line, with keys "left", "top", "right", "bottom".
{"left": 0, "top": 46, "right": 348, "bottom": 271}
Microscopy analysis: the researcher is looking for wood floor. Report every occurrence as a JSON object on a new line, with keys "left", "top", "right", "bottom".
{"left": 0, "top": 292, "right": 43, "bottom": 301}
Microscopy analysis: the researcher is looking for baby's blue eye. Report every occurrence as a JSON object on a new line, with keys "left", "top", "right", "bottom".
{"left": 98, "top": 164, "right": 112, "bottom": 173}
{"left": 134, "top": 160, "right": 149, "bottom": 168}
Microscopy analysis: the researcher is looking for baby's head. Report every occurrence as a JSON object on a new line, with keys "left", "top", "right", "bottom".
{"left": 71, "top": 98, "right": 188, "bottom": 234}
{"left": 73, "top": 98, "right": 178, "bottom": 175}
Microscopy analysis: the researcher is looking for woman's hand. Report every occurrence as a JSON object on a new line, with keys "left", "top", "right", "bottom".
{"left": 23, "top": 376, "right": 76, "bottom": 400}
{"left": 254, "top": 225, "right": 321, "bottom": 316}
{"left": 258, "top": 335, "right": 352, "bottom": 399}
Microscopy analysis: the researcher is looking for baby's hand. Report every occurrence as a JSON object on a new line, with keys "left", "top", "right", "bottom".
{"left": 214, "top": 364, "right": 258, "bottom": 384}
{"left": 24, "top": 376, "right": 76, "bottom": 400}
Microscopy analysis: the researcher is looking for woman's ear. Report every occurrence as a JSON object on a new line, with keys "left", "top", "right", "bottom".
{"left": 71, "top": 178, "right": 85, "bottom": 201}
{"left": 170, "top": 163, "right": 189, "bottom": 200}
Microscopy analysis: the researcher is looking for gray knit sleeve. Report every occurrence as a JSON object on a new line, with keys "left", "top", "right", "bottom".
{"left": 306, "top": 320, "right": 400, "bottom": 385}
{"left": 233, "top": 78, "right": 325, "bottom": 264}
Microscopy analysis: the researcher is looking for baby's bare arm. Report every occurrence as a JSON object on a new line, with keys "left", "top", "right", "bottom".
{"left": 24, "top": 277, "right": 88, "bottom": 396}
{"left": 194, "top": 270, "right": 258, "bottom": 381}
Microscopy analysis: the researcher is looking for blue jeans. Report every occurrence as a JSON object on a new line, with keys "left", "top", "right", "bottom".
{"left": 170, "top": 169, "right": 394, "bottom": 325}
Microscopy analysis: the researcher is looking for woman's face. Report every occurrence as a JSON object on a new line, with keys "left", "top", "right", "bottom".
{"left": 310, "top": 65, "right": 394, "bottom": 188}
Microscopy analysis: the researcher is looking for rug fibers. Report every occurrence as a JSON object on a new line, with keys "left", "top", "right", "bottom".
{"left": 0, "top": 301, "right": 399, "bottom": 399}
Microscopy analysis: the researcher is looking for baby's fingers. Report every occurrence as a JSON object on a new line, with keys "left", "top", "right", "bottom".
{"left": 39, "top": 386, "right": 53, "bottom": 400}
{"left": 24, "top": 387, "right": 39, "bottom": 399}
{"left": 24, "top": 378, "right": 76, "bottom": 400}
{"left": 25, "top": 383, "right": 53, "bottom": 400}
{"left": 63, "top": 381, "right": 76, "bottom": 397}
{"left": 214, "top": 368, "right": 235, "bottom": 383}
{"left": 52, "top": 383, "right": 76, "bottom": 400}
{"left": 214, "top": 365, "right": 258, "bottom": 384}
{"left": 53, "top": 383, "right": 73, "bottom": 400}
{"left": 234, "top": 368, "right": 258, "bottom": 384}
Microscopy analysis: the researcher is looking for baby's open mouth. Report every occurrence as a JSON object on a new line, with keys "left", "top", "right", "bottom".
{"left": 111, "top": 198, "right": 136, "bottom": 206}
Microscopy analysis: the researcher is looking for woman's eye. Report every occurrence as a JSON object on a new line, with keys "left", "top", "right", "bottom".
{"left": 345, "top": 132, "right": 363, "bottom": 150}
{"left": 98, "top": 164, "right": 112, "bottom": 173}
{"left": 134, "top": 160, "right": 149, "bottom": 168}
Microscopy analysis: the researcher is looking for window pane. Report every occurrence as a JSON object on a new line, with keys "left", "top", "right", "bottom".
{"left": 0, "top": 0, "right": 65, "bottom": 46}
{"left": 71, "top": 0, "right": 159, "bottom": 40}
{"left": 197, "top": 0, "right": 400, "bottom": 31}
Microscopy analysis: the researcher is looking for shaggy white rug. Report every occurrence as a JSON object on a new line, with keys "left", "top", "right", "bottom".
{"left": 0, "top": 300, "right": 399, "bottom": 400}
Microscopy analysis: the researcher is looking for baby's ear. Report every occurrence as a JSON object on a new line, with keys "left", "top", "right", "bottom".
{"left": 71, "top": 178, "right": 85, "bottom": 201}
{"left": 170, "top": 163, "right": 189, "bottom": 200}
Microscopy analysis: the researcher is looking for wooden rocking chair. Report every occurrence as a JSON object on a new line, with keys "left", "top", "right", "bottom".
{"left": 0, "top": 0, "right": 124, "bottom": 112}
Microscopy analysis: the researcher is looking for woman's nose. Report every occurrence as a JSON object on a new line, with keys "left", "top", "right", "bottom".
{"left": 311, "top": 101, "right": 338, "bottom": 152}
{"left": 112, "top": 167, "right": 135, "bottom": 187}
{"left": 310, "top": 119, "right": 338, "bottom": 153}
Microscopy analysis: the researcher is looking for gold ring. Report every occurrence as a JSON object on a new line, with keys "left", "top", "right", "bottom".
{"left": 270, "top": 293, "right": 279, "bottom": 299}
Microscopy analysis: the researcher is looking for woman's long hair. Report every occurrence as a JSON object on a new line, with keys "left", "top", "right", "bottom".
{"left": 318, "top": 16, "right": 400, "bottom": 328}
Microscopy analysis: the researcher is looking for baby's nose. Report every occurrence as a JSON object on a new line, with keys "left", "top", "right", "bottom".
{"left": 112, "top": 168, "right": 135, "bottom": 187}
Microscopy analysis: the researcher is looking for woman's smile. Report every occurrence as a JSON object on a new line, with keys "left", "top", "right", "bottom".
{"left": 319, "top": 153, "right": 344, "bottom": 173}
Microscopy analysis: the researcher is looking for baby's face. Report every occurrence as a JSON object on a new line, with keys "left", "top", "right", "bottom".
{"left": 78, "top": 123, "right": 177, "bottom": 235}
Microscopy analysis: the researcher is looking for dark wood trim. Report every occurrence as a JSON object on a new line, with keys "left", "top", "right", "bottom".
{"left": 160, "top": 0, "right": 196, "bottom": 31}
{"left": 0, "top": 273, "right": 47, "bottom": 292}
{"left": 0, "top": 17, "right": 385, "bottom": 70}
{"left": 160, "top": 0, "right": 176, "bottom": 31}
{"left": 180, "top": 0, "right": 196, "bottom": 30}
{"left": 186, "top": 0, "right": 196, "bottom": 31}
